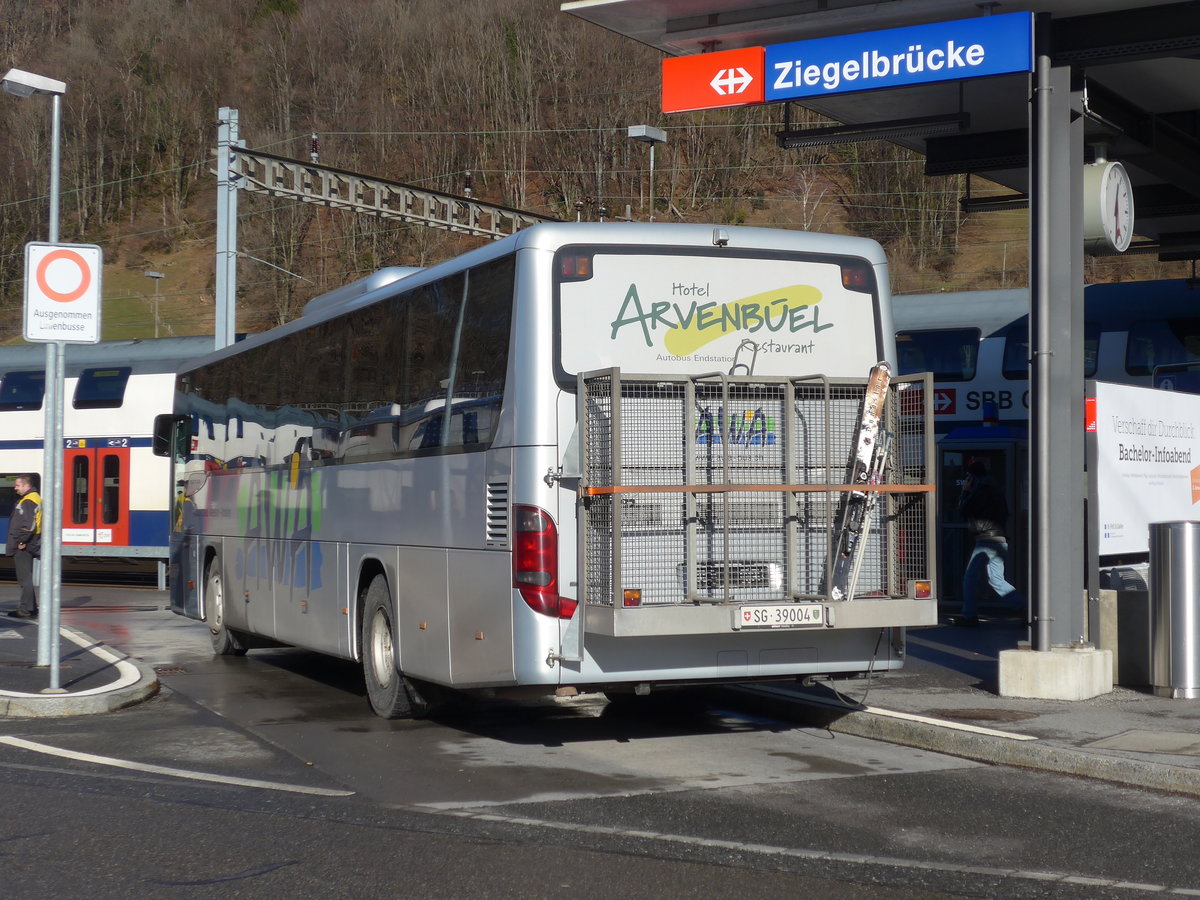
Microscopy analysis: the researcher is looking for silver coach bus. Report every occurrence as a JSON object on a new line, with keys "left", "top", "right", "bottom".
{"left": 155, "top": 222, "right": 937, "bottom": 718}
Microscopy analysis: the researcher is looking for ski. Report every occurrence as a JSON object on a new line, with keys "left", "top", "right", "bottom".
{"left": 829, "top": 361, "right": 891, "bottom": 601}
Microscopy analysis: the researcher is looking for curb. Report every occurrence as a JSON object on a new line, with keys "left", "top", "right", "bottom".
{"left": 0, "top": 625, "right": 159, "bottom": 718}
{"left": 724, "top": 684, "right": 1200, "bottom": 799}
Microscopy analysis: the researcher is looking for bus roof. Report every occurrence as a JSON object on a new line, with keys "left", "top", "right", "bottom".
{"left": 188, "top": 222, "right": 890, "bottom": 370}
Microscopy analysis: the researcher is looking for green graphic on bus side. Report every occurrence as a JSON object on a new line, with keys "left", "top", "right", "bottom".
{"left": 235, "top": 466, "right": 324, "bottom": 589}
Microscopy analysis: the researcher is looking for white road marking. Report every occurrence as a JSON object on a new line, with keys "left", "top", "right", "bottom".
{"left": 757, "top": 685, "right": 1039, "bottom": 740}
{"left": 855, "top": 704, "right": 1039, "bottom": 739}
{"left": 443, "top": 807, "right": 1198, "bottom": 896}
{"left": 0, "top": 735, "right": 354, "bottom": 797}
{"left": 0, "top": 626, "right": 142, "bottom": 698}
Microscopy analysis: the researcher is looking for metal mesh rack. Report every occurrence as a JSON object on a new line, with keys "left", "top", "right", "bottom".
{"left": 579, "top": 368, "right": 934, "bottom": 613}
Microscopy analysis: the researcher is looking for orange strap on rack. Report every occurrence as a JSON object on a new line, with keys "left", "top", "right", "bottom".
{"left": 581, "top": 483, "right": 935, "bottom": 497}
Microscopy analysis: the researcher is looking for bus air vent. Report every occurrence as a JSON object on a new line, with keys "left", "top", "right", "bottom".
{"left": 486, "top": 483, "right": 509, "bottom": 546}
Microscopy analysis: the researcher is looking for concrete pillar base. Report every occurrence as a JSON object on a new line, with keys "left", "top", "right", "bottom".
{"left": 998, "top": 646, "right": 1113, "bottom": 701}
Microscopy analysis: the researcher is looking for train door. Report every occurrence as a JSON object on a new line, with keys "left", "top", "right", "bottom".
{"left": 937, "top": 430, "right": 1027, "bottom": 610}
{"left": 62, "top": 443, "right": 131, "bottom": 547}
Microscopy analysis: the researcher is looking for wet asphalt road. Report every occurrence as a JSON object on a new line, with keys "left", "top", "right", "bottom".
{"left": 1, "top": 584, "right": 1199, "bottom": 898}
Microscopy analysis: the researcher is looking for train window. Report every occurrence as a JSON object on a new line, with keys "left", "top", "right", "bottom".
{"left": 1002, "top": 321, "right": 1101, "bottom": 379}
{"left": 1126, "top": 318, "right": 1200, "bottom": 376}
{"left": 895, "top": 329, "right": 979, "bottom": 379}
{"left": 71, "top": 456, "right": 89, "bottom": 524}
{"left": 0, "top": 371, "right": 45, "bottom": 411}
{"left": 101, "top": 454, "right": 121, "bottom": 524}
{"left": 74, "top": 367, "right": 132, "bottom": 409}
{"left": 0, "top": 474, "right": 19, "bottom": 518}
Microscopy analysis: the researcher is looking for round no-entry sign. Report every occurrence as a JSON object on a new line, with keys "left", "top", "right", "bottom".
{"left": 24, "top": 242, "right": 103, "bottom": 343}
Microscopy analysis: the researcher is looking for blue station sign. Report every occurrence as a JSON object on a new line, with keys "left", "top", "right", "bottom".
{"left": 764, "top": 12, "right": 1034, "bottom": 102}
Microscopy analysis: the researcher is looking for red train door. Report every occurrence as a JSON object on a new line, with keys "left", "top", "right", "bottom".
{"left": 62, "top": 443, "right": 131, "bottom": 547}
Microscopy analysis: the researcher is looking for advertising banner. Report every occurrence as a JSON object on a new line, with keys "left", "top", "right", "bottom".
{"left": 1093, "top": 381, "right": 1200, "bottom": 555}
{"left": 558, "top": 251, "right": 880, "bottom": 378}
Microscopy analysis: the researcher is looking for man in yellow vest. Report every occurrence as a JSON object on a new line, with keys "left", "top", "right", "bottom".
{"left": 6, "top": 474, "right": 41, "bottom": 619}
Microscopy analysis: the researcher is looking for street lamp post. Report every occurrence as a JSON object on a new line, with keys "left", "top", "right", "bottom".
{"left": 145, "top": 271, "right": 164, "bottom": 338}
{"left": 3, "top": 67, "right": 68, "bottom": 683}
{"left": 628, "top": 125, "right": 667, "bottom": 221}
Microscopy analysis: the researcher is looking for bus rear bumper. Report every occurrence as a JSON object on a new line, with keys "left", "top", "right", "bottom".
{"left": 583, "top": 598, "right": 937, "bottom": 638}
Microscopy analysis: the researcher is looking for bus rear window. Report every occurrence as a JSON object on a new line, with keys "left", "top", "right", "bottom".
{"left": 74, "top": 367, "right": 132, "bottom": 409}
{"left": 1126, "top": 318, "right": 1200, "bottom": 376}
{"left": 0, "top": 371, "right": 45, "bottom": 411}
{"left": 895, "top": 329, "right": 979, "bottom": 379}
{"left": 556, "top": 247, "right": 883, "bottom": 380}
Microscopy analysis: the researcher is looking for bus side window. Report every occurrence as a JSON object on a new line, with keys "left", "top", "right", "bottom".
{"left": 448, "top": 255, "right": 514, "bottom": 448}
{"left": 396, "top": 280, "right": 460, "bottom": 451}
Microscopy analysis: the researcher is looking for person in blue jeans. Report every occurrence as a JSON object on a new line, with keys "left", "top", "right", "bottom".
{"left": 953, "top": 460, "right": 1025, "bottom": 627}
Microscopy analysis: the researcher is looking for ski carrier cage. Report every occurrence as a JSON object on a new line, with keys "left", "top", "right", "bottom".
{"left": 576, "top": 368, "right": 937, "bottom": 638}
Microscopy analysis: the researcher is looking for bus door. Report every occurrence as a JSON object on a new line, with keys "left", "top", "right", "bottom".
{"left": 62, "top": 441, "right": 131, "bottom": 547}
{"left": 937, "top": 429, "right": 1027, "bottom": 607}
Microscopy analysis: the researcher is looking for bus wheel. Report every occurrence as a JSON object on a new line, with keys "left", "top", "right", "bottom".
{"left": 361, "top": 575, "right": 419, "bottom": 719}
{"left": 205, "top": 559, "right": 247, "bottom": 657}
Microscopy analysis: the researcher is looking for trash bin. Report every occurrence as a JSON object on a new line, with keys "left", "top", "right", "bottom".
{"left": 1149, "top": 521, "right": 1200, "bottom": 699}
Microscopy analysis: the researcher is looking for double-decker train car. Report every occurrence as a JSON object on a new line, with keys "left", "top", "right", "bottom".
{"left": 0, "top": 336, "right": 212, "bottom": 584}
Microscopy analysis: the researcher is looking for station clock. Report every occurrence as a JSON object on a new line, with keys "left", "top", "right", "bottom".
{"left": 1083, "top": 160, "right": 1134, "bottom": 254}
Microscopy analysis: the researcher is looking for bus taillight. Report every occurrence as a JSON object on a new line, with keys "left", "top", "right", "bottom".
{"left": 559, "top": 254, "right": 593, "bottom": 280}
{"left": 513, "top": 505, "right": 577, "bottom": 619}
{"left": 909, "top": 579, "right": 932, "bottom": 599}
{"left": 840, "top": 262, "right": 874, "bottom": 293}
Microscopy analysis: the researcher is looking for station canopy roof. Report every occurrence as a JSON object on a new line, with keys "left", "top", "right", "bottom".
{"left": 562, "top": 0, "right": 1200, "bottom": 260}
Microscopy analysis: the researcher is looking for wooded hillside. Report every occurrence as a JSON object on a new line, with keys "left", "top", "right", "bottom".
{"left": 0, "top": 0, "right": 1181, "bottom": 340}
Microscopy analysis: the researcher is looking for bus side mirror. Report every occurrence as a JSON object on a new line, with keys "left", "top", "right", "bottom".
{"left": 153, "top": 414, "right": 189, "bottom": 458}
{"left": 152, "top": 415, "right": 172, "bottom": 457}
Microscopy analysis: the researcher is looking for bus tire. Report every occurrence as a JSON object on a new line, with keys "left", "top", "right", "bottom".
{"left": 361, "top": 575, "right": 419, "bottom": 719}
{"left": 205, "top": 558, "right": 247, "bottom": 657}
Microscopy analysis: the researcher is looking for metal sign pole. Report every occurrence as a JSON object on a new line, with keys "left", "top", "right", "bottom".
{"left": 42, "top": 92, "right": 66, "bottom": 691}
{"left": 3, "top": 70, "right": 79, "bottom": 693}
{"left": 36, "top": 93, "right": 63, "bottom": 684}
{"left": 46, "top": 341, "right": 64, "bottom": 690}
{"left": 35, "top": 341, "right": 55, "bottom": 669}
